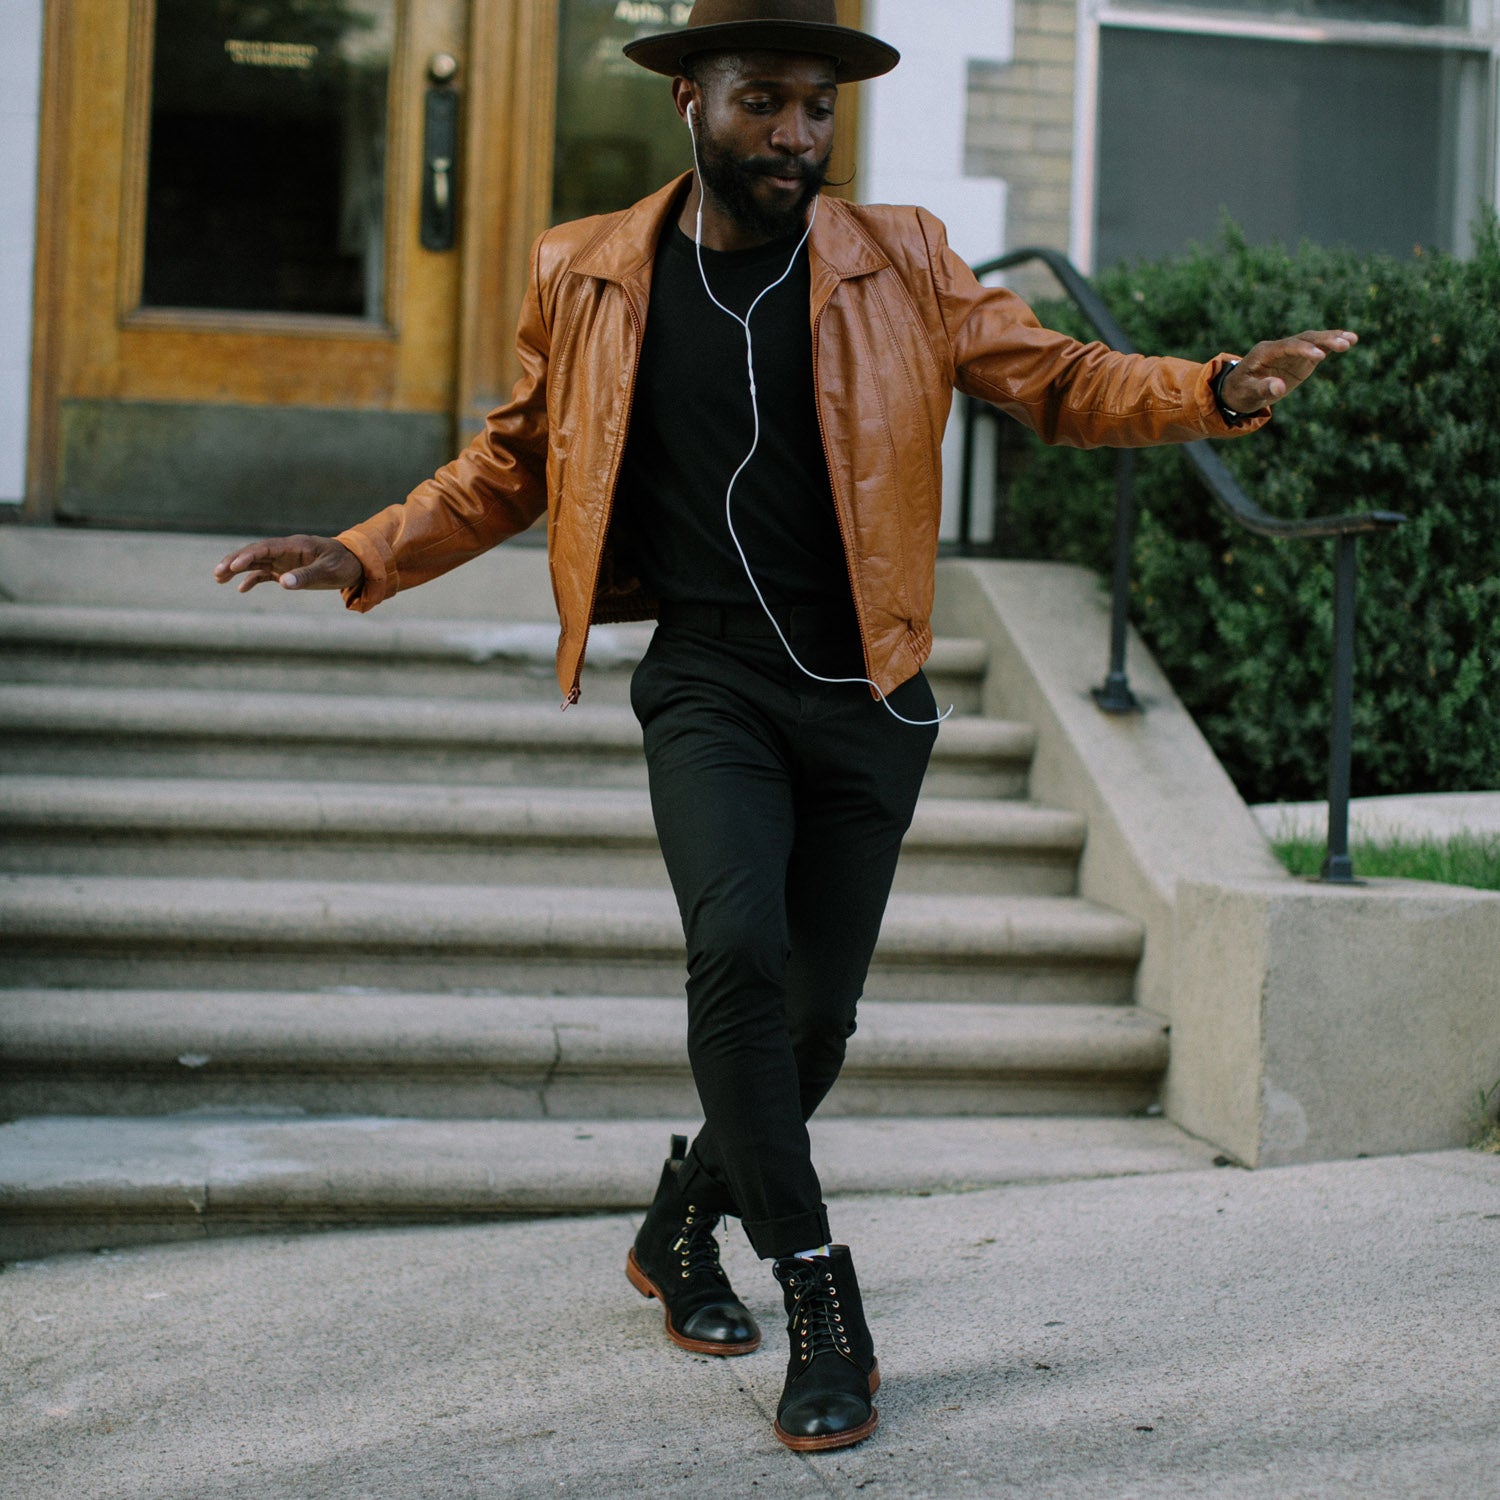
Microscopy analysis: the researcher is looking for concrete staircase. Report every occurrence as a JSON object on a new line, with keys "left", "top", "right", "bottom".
{"left": 0, "top": 574, "right": 1207, "bottom": 1260}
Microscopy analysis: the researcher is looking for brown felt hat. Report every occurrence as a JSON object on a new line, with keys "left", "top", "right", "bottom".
{"left": 623, "top": 0, "right": 900, "bottom": 84}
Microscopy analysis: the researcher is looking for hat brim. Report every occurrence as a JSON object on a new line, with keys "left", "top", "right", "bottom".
{"left": 623, "top": 20, "right": 899, "bottom": 83}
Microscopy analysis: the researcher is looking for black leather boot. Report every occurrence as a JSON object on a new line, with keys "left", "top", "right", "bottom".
{"left": 770, "top": 1245, "right": 880, "bottom": 1451}
{"left": 626, "top": 1135, "right": 760, "bottom": 1356}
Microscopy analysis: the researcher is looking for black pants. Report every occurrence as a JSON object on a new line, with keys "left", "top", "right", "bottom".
{"left": 630, "top": 603, "right": 938, "bottom": 1259}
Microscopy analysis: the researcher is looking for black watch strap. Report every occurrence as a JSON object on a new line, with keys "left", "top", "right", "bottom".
{"left": 1212, "top": 358, "right": 1246, "bottom": 422}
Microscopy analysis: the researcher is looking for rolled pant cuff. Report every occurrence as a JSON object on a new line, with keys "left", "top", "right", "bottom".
{"left": 742, "top": 1204, "right": 832, "bottom": 1261}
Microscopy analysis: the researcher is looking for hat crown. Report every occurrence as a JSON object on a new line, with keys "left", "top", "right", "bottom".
{"left": 621, "top": 0, "right": 898, "bottom": 83}
{"left": 685, "top": 0, "right": 842, "bottom": 26}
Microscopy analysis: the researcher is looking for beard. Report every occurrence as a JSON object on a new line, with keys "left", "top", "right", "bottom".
{"left": 694, "top": 123, "right": 832, "bottom": 242}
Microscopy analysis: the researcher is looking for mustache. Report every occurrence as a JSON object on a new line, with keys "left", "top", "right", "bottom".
{"left": 739, "top": 155, "right": 825, "bottom": 182}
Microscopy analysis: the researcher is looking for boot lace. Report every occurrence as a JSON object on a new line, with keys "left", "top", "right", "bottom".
{"left": 783, "top": 1263, "right": 852, "bottom": 1367}
{"left": 671, "top": 1207, "right": 728, "bottom": 1285}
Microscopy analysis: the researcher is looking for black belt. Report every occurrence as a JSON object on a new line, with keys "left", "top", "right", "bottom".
{"left": 656, "top": 600, "right": 858, "bottom": 641}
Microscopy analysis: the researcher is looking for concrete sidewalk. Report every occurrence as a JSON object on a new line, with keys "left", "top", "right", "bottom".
{"left": 1253, "top": 792, "right": 1500, "bottom": 844}
{"left": 4, "top": 1150, "right": 1498, "bottom": 1499}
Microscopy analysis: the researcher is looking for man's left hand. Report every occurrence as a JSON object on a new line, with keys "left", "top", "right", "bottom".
{"left": 1220, "top": 329, "right": 1359, "bottom": 413}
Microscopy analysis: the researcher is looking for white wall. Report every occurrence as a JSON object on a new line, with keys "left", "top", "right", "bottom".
{"left": 0, "top": 0, "right": 44, "bottom": 506}
{"left": 858, "top": 0, "right": 1013, "bottom": 543}
{"left": 858, "top": 0, "right": 1012, "bottom": 264}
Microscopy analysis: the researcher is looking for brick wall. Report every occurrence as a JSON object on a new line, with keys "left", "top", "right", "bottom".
{"left": 965, "top": 0, "right": 1078, "bottom": 295}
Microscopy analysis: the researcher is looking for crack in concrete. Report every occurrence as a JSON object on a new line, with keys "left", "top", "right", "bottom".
{"left": 537, "top": 1025, "right": 565, "bottom": 1118}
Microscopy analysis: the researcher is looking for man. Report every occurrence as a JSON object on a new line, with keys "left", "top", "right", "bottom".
{"left": 215, "top": 0, "right": 1357, "bottom": 1453}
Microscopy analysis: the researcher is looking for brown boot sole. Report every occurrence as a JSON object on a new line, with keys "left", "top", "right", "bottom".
{"left": 625, "top": 1247, "right": 762, "bottom": 1356}
{"left": 772, "top": 1360, "right": 882, "bottom": 1453}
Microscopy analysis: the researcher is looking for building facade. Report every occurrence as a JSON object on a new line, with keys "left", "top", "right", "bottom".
{"left": 1, "top": 0, "right": 1496, "bottom": 530}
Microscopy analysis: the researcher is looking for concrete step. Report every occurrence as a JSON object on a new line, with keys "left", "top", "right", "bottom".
{"left": 0, "top": 686, "right": 1032, "bottom": 798}
{"left": 0, "top": 604, "right": 650, "bottom": 703}
{"left": 0, "top": 777, "right": 1085, "bottom": 897}
{"left": 0, "top": 876, "right": 1143, "bottom": 1004}
{"left": 0, "top": 604, "right": 991, "bottom": 713}
{"left": 0, "top": 990, "right": 1167, "bottom": 1119}
{"left": 0, "top": 1113, "right": 1219, "bottom": 1261}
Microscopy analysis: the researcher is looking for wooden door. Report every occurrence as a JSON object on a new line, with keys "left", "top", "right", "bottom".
{"left": 28, "top": 0, "right": 862, "bottom": 533}
{"left": 32, "top": 0, "right": 505, "bottom": 533}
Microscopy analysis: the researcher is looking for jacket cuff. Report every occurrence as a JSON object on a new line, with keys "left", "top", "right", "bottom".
{"left": 1200, "top": 353, "right": 1271, "bottom": 438}
{"left": 333, "top": 526, "right": 396, "bottom": 613}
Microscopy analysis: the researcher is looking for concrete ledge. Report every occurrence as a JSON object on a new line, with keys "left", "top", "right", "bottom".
{"left": 0, "top": 777, "right": 1086, "bottom": 897}
{"left": 934, "top": 559, "right": 1281, "bottom": 1012}
{"left": 0, "top": 1114, "right": 1220, "bottom": 1260}
{"left": 0, "top": 602, "right": 990, "bottom": 677}
{"left": 0, "top": 776, "right": 1083, "bottom": 854}
{"left": 0, "top": 527, "right": 561, "bottom": 620}
{"left": 0, "top": 683, "right": 1031, "bottom": 753}
{"left": 0, "top": 603, "right": 646, "bottom": 667}
{"left": 0, "top": 875, "right": 1142, "bottom": 966}
{"left": 0, "top": 990, "right": 1167, "bottom": 1076}
{"left": 1254, "top": 793, "right": 1500, "bottom": 844}
{"left": 1170, "top": 876, "right": 1500, "bottom": 1166}
{"left": 0, "top": 991, "right": 1168, "bottom": 1120}
{"left": 933, "top": 559, "right": 1500, "bottom": 1164}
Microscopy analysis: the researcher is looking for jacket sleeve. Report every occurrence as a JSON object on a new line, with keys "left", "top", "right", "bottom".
{"left": 334, "top": 233, "right": 555, "bottom": 611}
{"left": 918, "top": 207, "right": 1269, "bottom": 450}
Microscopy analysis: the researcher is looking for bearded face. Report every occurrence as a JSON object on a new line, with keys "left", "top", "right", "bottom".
{"left": 693, "top": 114, "right": 832, "bottom": 240}
{"left": 683, "top": 51, "right": 838, "bottom": 242}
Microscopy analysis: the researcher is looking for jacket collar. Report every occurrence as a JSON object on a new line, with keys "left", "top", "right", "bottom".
{"left": 569, "top": 172, "right": 890, "bottom": 313}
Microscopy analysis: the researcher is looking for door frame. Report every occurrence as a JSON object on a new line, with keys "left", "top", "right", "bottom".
{"left": 24, "top": 0, "right": 864, "bottom": 523}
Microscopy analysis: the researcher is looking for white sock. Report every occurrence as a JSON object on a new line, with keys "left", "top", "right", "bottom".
{"left": 793, "top": 1244, "right": 832, "bottom": 1259}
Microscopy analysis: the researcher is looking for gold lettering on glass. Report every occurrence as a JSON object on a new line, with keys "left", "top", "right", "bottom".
{"left": 223, "top": 39, "right": 320, "bottom": 69}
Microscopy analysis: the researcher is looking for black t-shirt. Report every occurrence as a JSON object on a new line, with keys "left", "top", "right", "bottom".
{"left": 611, "top": 222, "right": 853, "bottom": 611}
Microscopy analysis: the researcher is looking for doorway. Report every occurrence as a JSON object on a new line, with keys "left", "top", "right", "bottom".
{"left": 28, "top": 0, "right": 862, "bottom": 533}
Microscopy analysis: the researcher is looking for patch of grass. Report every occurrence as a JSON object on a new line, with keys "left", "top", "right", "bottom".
{"left": 1271, "top": 831, "right": 1500, "bottom": 890}
{"left": 1472, "top": 1080, "right": 1500, "bottom": 1154}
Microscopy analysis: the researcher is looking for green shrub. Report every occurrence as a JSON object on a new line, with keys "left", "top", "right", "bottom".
{"left": 999, "top": 219, "right": 1500, "bottom": 804}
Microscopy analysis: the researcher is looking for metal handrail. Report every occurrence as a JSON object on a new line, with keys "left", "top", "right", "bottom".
{"left": 961, "top": 246, "right": 1407, "bottom": 883}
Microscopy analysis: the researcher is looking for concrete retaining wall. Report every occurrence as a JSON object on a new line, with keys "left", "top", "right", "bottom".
{"left": 935, "top": 558, "right": 1500, "bottom": 1167}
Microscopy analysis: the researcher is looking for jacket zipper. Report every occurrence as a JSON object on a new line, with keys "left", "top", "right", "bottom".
{"left": 811, "top": 301, "right": 876, "bottom": 690}
{"left": 563, "top": 288, "right": 646, "bottom": 709}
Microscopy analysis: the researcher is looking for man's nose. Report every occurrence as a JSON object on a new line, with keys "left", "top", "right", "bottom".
{"left": 769, "top": 109, "right": 815, "bottom": 158}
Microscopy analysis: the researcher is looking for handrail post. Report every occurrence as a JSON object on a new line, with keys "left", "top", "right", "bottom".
{"left": 1320, "top": 532, "right": 1360, "bottom": 883}
{"left": 957, "top": 395, "right": 978, "bottom": 557}
{"left": 1092, "top": 448, "right": 1141, "bottom": 714}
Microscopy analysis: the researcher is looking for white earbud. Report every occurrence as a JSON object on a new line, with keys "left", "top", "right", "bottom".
{"left": 686, "top": 101, "right": 696, "bottom": 133}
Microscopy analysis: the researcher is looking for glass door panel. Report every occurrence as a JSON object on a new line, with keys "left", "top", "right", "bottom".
{"left": 142, "top": 0, "right": 394, "bottom": 318}
{"left": 551, "top": 0, "right": 693, "bottom": 224}
{"left": 41, "top": 0, "right": 476, "bottom": 533}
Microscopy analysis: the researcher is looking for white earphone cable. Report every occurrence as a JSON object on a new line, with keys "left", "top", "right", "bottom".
{"left": 685, "top": 107, "right": 951, "bottom": 729}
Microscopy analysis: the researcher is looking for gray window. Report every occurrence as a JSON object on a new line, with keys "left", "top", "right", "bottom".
{"left": 1093, "top": 18, "right": 1490, "bottom": 265}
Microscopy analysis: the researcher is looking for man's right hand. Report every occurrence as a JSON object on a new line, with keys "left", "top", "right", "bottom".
{"left": 213, "top": 535, "right": 364, "bottom": 594}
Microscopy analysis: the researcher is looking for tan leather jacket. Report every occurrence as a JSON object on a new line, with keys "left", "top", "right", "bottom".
{"left": 336, "top": 173, "right": 1266, "bottom": 702}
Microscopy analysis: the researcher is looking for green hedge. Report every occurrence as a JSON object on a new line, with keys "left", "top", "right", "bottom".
{"left": 999, "top": 219, "right": 1500, "bottom": 805}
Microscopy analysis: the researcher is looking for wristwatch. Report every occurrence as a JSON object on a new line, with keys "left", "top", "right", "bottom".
{"left": 1212, "top": 358, "right": 1247, "bottom": 422}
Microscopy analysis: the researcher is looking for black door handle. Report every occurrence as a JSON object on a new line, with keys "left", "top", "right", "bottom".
{"left": 421, "top": 54, "right": 460, "bottom": 251}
